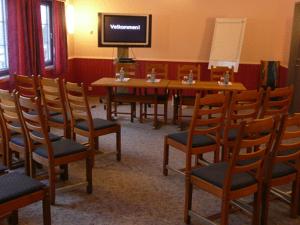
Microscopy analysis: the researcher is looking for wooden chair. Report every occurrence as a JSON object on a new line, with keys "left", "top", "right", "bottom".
{"left": 175, "top": 64, "right": 201, "bottom": 129}
{"left": 64, "top": 81, "right": 121, "bottom": 163}
{"left": 17, "top": 94, "right": 93, "bottom": 205}
{"left": 39, "top": 77, "right": 70, "bottom": 139}
{"left": 222, "top": 89, "right": 263, "bottom": 161}
{"left": 259, "top": 85, "right": 294, "bottom": 118}
{"left": 262, "top": 113, "right": 300, "bottom": 225}
{"left": 112, "top": 63, "right": 137, "bottom": 122}
{"left": 163, "top": 93, "right": 229, "bottom": 176}
{"left": 14, "top": 74, "right": 39, "bottom": 98}
{"left": 139, "top": 62, "right": 169, "bottom": 123}
{"left": 0, "top": 89, "right": 30, "bottom": 175}
{"left": 0, "top": 172, "right": 51, "bottom": 225}
{"left": 210, "top": 66, "right": 235, "bottom": 82}
{"left": 184, "top": 116, "right": 279, "bottom": 225}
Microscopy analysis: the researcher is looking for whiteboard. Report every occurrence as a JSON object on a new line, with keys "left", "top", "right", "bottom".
{"left": 208, "top": 18, "right": 247, "bottom": 72}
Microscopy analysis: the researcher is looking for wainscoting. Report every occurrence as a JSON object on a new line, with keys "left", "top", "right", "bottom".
{"left": 67, "top": 58, "right": 288, "bottom": 96}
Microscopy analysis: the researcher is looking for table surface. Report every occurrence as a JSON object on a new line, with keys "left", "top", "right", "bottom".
{"left": 91, "top": 77, "right": 246, "bottom": 91}
{"left": 92, "top": 77, "right": 170, "bottom": 88}
{"left": 168, "top": 80, "right": 246, "bottom": 91}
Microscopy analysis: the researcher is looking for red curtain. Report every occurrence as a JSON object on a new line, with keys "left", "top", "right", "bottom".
{"left": 53, "top": 0, "right": 68, "bottom": 75}
{"left": 7, "top": 0, "right": 45, "bottom": 76}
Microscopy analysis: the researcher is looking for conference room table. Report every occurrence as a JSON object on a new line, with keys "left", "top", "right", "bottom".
{"left": 91, "top": 77, "right": 170, "bottom": 128}
{"left": 91, "top": 77, "right": 246, "bottom": 128}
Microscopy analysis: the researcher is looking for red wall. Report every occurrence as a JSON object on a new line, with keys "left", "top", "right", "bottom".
{"left": 68, "top": 58, "right": 288, "bottom": 96}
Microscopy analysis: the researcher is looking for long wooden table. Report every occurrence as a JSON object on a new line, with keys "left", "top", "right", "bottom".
{"left": 91, "top": 77, "right": 246, "bottom": 128}
{"left": 91, "top": 77, "right": 170, "bottom": 128}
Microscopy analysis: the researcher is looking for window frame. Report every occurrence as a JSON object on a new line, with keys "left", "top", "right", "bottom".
{"left": 0, "top": 0, "right": 9, "bottom": 76}
{"left": 41, "top": 0, "right": 54, "bottom": 67}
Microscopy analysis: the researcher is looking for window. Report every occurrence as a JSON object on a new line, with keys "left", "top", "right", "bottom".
{"left": 0, "top": 0, "right": 8, "bottom": 74}
{"left": 41, "top": 1, "right": 53, "bottom": 66}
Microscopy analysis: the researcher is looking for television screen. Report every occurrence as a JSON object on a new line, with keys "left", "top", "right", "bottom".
{"left": 98, "top": 13, "right": 152, "bottom": 47}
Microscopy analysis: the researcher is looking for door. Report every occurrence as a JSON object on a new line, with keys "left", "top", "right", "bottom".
{"left": 288, "top": 2, "right": 300, "bottom": 113}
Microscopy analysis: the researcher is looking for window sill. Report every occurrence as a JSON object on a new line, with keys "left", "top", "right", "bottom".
{"left": 0, "top": 75, "right": 10, "bottom": 82}
{"left": 45, "top": 65, "right": 54, "bottom": 71}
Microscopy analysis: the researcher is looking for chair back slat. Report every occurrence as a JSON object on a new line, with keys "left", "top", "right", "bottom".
{"left": 227, "top": 117, "right": 278, "bottom": 183}
{"left": 260, "top": 86, "right": 293, "bottom": 117}
{"left": 64, "top": 82, "right": 94, "bottom": 131}
{"left": 177, "top": 64, "right": 201, "bottom": 81}
{"left": 271, "top": 113, "right": 300, "bottom": 165}
{"left": 210, "top": 66, "right": 234, "bottom": 82}
{"left": 15, "top": 75, "right": 39, "bottom": 98}
{"left": 145, "top": 63, "right": 168, "bottom": 79}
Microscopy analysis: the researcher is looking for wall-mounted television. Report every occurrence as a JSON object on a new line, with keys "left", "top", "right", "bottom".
{"left": 98, "top": 13, "right": 152, "bottom": 47}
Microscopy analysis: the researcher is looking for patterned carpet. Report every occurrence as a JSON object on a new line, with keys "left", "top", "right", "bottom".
{"left": 6, "top": 101, "right": 300, "bottom": 225}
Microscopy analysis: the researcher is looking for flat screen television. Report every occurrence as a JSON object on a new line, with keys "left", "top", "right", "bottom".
{"left": 98, "top": 13, "right": 152, "bottom": 47}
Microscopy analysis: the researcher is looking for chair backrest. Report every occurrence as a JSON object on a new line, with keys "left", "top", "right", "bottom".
{"left": 14, "top": 75, "right": 39, "bottom": 98}
{"left": 177, "top": 64, "right": 201, "bottom": 81}
{"left": 210, "top": 66, "right": 234, "bottom": 82}
{"left": 270, "top": 113, "right": 300, "bottom": 167}
{"left": 39, "top": 77, "right": 68, "bottom": 125}
{"left": 64, "top": 82, "right": 93, "bottom": 132}
{"left": 17, "top": 94, "right": 54, "bottom": 161}
{"left": 115, "top": 63, "right": 137, "bottom": 78}
{"left": 225, "top": 116, "right": 278, "bottom": 191}
{"left": 259, "top": 60, "right": 280, "bottom": 89}
{"left": 145, "top": 63, "right": 168, "bottom": 79}
{"left": 0, "top": 90, "right": 25, "bottom": 141}
{"left": 186, "top": 93, "right": 229, "bottom": 164}
{"left": 260, "top": 85, "right": 293, "bottom": 118}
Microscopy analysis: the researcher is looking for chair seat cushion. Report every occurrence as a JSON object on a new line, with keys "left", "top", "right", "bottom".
{"left": 75, "top": 118, "right": 117, "bottom": 131}
{"left": 49, "top": 114, "right": 66, "bottom": 124}
{"left": 191, "top": 162, "right": 257, "bottom": 190}
{"left": 11, "top": 132, "right": 61, "bottom": 147}
{"left": 0, "top": 173, "right": 44, "bottom": 204}
{"left": 35, "top": 138, "right": 87, "bottom": 158}
{"left": 167, "top": 132, "right": 216, "bottom": 147}
{"left": 272, "top": 163, "right": 297, "bottom": 179}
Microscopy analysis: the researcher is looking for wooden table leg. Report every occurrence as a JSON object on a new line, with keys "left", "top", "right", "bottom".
{"left": 153, "top": 88, "right": 158, "bottom": 129}
{"left": 106, "top": 87, "right": 112, "bottom": 120}
{"left": 172, "top": 90, "right": 179, "bottom": 124}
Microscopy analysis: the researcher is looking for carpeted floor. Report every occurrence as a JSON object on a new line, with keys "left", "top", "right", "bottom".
{"left": 7, "top": 100, "right": 300, "bottom": 225}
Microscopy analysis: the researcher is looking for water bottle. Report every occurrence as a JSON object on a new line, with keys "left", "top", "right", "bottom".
{"left": 224, "top": 71, "right": 229, "bottom": 85}
{"left": 188, "top": 70, "right": 193, "bottom": 84}
{"left": 119, "top": 67, "right": 125, "bottom": 81}
{"left": 151, "top": 68, "right": 156, "bottom": 82}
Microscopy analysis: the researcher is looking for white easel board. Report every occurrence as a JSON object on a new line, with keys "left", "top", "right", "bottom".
{"left": 208, "top": 18, "right": 247, "bottom": 72}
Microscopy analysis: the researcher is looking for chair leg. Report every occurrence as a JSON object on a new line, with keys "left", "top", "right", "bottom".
{"left": 130, "top": 103, "right": 134, "bottom": 122}
{"left": 43, "top": 191, "right": 51, "bottom": 225}
{"left": 59, "top": 164, "right": 69, "bottom": 181}
{"left": 179, "top": 102, "right": 184, "bottom": 130}
{"left": 253, "top": 189, "right": 262, "bottom": 225}
{"left": 49, "top": 166, "right": 56, "bottom": 205}
{"left": 184, "top": 180, "right": 193, "bottom": 224}
{"left": 164, "top": 102, "right": 168, "bottom": 124}
{"left": 8, "top": 210, "right": 18, "bottom": 225}
{"left": 94, "top": 137, "right": 99, "bottom": 150}
{"left": 114, "top": 102, "right": 117, "bottom": 117}
{"left": 163, "top": 137, "right": 169, "bottom": 176}
{"left": 261, "top": 183, "right": 270, "bottom": 225}
{"left": 291, "top": 179, "right": 300, "bottom": 218}
{"left": 139, "top": 103, "right": 143, "bottom": 123}
{"left": 144, "top": 104, "right": 148, "bottom": 119}
{"left": 116, "top": 130, "right": 121, "bottom": 161}
{"left": 220, "top": 197, "right": 230, "bottom": 225}
{"left": 86, "top": 155, "right": 93, "bottom": 194}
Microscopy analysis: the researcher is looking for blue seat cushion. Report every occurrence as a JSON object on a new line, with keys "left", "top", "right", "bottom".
{"left": 35, "top": 139, "right": 87, "bottom": 158}
{"left": 75, "top": 118, "right": 117, "bottom": 131}
{"left": 10, "top": 132, "right": 61, "bottom": 146}
{"left": 0, "top": 173, "right": 44, "bottom": 204}
{"left": 272, "top": 163, "right": 297, "bottom": 178}
{"left": 191, "top": 162, "right": 257, "bottom": 190}
{"left": 167, "top": 132, "right": 216, "bottom": 147}
{"left": 49, "top": 114, "right": 65, "bottom": 124}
